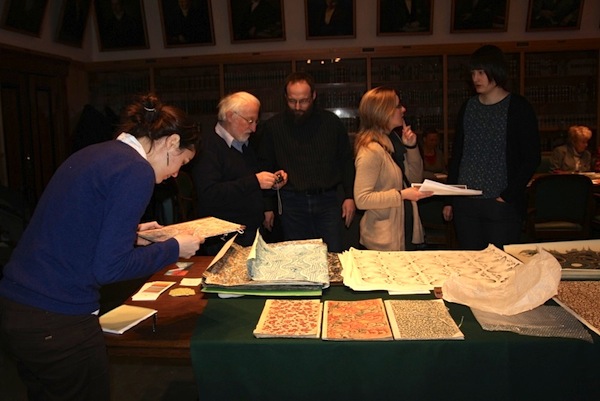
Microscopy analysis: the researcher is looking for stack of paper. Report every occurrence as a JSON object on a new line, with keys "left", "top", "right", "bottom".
{"left": 339, "top": 245, "right": 521, "bottom": 294}
{"left": 412, "top": 179, "right": 482, "bottom": 195}
{"left": 201, "top": 232, "right": 330, "bottom": 297}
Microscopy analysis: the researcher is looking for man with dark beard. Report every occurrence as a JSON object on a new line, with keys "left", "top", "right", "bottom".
{"left": 256, "top": 72, "right": 356, "bottom": 252}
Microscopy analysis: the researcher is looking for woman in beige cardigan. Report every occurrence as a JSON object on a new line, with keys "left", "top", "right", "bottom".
{"left": 354, "top": 87, "right": 433, "bottom": 250}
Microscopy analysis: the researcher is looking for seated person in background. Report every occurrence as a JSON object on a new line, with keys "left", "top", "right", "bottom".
{"left": 549, "top": 125, "right": 592, "bottom": 173}
{"left": 192, "top": 91, "right": 287, "bottom": 255}
{"left": 420, "top": 127, "right": 446, "bottom": 180}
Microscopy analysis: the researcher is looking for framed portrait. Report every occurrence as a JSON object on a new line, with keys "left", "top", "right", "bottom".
{"left": 159, "top": 0, "right": 215, "bottom": 47}
{"left": 305, "top": 0, "right": 355, "bottom": 39}
{"left": 56, "top": 0, "right": 91, "bottom": 47}
{"left": 0, "top": 0, "right": 49, "bottom": 37}
{"left": 228, "top": 0, "right": 285, "bottom": 43}
{"left": 451, "top": 0, "right": 509, "bottom": 33}
{"left": 94, "top": 0, "right": 148, "bottom": 51}
{"left": 526, "top": 0, "right": 583, "bottom": 31}
{"left": 377, "top": 0, "right": 433, "bottom": 36}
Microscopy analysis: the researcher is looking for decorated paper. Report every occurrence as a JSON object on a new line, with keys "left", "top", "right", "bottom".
{"left": 384, "top": 299, "right": 464, "bottom": 340}
{"left": 253, "top": 299, "right": 323, "bottom": 339}
{"left": 323, "top": 299, "right": 393, "bottom": 341}
{"left": 138, "top": 216, "right": 244, "bottom": 242}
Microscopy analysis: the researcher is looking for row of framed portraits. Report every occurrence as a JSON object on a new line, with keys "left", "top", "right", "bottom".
{"left": 0, "top": 0, "right": 587, "bottom": 51}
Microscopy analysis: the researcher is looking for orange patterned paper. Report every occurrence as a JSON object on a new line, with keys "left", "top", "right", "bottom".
{"left": 323, "top": 299, "right": 393, "bottom": 341}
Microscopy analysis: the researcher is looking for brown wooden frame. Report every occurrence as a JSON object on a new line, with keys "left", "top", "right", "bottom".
{"left": 159, "top": 0, "right": 215, "bottom": 48}
{"left": 93, "top": 0, "right": 149, "bottom": 51}
{"left": 526, "top": 0, "right": 584, "bottom": 32}
{"left": 0, "top": 0, "right": 49, "bottom": 37}
{"left": 56, "top": 0, "right": 91, "bottom": 47}
{"left": 450, "top": 0, "right": 509, "bottom": 33}
{"left": 377, "top": 0, "right": 433, "bottom": 36}
{"left": 305, "top": 0, "right": 355, "bottom": 40}
{"left": 228, "top": 0, "right": 285, "bottom": 43}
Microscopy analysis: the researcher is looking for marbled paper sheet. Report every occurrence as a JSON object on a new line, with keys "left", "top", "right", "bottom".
{"left": 323, "top": 299, "right": 393, "bottom": 341}
{"left": 253, "top": 299, "right": 323, "bottom": 339}
{"left": 248, "top": 232, "right": 329, "bottom": 286}
{"left": 554, "top": 280, "right": 600, "bottom": 336}
{"left": 384, "top": 299, "right": 464, "bottom": 340}
{"left": 340, "top": 244, "right": 521, "bottom": 294}
{"left": 138, "top": 216, "right": 244, "bottom": 242}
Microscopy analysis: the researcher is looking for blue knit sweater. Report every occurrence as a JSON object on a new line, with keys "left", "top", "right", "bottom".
{"left": 0, "top": 140, "right": 179, "bottom": 315}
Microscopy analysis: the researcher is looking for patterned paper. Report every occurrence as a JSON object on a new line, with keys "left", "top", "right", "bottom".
{"left": 253, "top": 299, "right": 323, "bottom": 339}
{"left": 203, "top": 237, "right": 339, "bottom": 292}
{"left": 138, "top": 216, "right": 244, "bottom": 242}
{"left": 341, "top": 245, "right": 521, "bottom": 293}
{"left": 554, "top": 280, "right": 600, "bottom": 336}
{"left": 248, "top": 232, "right": 329, "bottom": 286}
{"left": 384, "top": 299, "right": 464, "bottom": 340}
{"left": 323, "top": 299, "right": 393, "bottom": 341}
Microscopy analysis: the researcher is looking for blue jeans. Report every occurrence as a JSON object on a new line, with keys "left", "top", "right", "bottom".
{"left": 279, "top": 189, "right": 343, "bottom": 252}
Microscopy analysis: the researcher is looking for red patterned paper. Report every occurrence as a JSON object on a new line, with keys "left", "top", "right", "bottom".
{"left": 323, "top": 299, "right": 393, "bottom": 341}
{"left": 253, "top": 299, "right": 323, "bottom": 339}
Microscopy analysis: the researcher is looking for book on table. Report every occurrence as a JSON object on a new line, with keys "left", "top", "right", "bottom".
{"left": 99, "top": 304, "right": 157, "bottom": 335}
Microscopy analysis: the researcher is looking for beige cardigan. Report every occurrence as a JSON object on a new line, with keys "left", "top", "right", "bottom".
{"left": 354, "top": 141, "right": 424, "bottom": 251}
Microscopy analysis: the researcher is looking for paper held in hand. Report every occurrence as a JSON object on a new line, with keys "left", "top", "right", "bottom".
{"left": 412, "top": 179, "right": 482, "bottom": 196}
{"left": 138, "top": 216, "right": 244, "bottom": 242}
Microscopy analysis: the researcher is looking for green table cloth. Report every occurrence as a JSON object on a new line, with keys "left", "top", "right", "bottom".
{"left": 191, "top": 286, "right": 600, "bottom": 401}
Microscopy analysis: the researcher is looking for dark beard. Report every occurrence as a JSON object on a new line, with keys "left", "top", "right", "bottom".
{"left": 286, "top": 104, "right": 314, "bottom": 125}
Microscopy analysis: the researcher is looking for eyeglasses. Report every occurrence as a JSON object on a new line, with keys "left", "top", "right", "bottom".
{"left": 286, "top": 98, "right": 312, "bottom": 106}
{"left": 234, "top": 111, "right": 258, "bottom": 125}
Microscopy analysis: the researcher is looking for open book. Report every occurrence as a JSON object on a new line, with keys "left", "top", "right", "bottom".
{"left": 138, "top": 216, "right": 244, "bottom": 242}
{"left": 412, "top": 179, "right": 482, "bottom": 196}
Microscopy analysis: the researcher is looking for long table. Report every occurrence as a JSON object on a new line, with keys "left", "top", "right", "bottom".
{"left": 190, "top": 285, "right": 600, "bottom": 401}
{"left": 102, "top": 256, "right": 212, "bottom": 359}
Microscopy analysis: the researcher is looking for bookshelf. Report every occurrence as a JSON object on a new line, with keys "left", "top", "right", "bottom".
{"left": 85, "top": 40, "right": 599, "bottom": 159}
{"left": 524, "top": 50, "right": 598, "bottom": 151}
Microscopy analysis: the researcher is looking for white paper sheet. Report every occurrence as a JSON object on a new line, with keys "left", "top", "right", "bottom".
{"left": 412, "top": 179, "right": 482, "bottom": 195}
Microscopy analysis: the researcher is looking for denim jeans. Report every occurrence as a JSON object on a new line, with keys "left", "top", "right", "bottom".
{"left": 279, "top": 189, "right": 343, "bottom": 252}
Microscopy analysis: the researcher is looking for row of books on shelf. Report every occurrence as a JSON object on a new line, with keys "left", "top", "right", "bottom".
{"left": 253, "top": 298, "right": 464, "bottom": 341}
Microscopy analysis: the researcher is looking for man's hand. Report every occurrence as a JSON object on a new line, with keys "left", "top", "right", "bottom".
{"left": 341, "top": 199, "right": 356, "bottom": 228}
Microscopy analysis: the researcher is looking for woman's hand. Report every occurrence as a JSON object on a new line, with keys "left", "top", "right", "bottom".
{"left": 174, "top": 234, "right": 204, "bottom": 259}
{"left": 400, "top": 187, "right": 433, "bottom": 201}
{"left": 401, "top": 124, "right": 417, "bottom": 147}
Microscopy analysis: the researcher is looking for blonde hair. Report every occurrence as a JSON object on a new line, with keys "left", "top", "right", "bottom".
{"left": 568, "top": 125, "right": 592, "bottom": 144}
{"left": 354, "top": 86, "right": 397, "bottom": 155}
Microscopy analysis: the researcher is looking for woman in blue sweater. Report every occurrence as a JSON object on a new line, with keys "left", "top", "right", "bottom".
{"left": 0, "top": 93, "right": 202, "bottom": 400}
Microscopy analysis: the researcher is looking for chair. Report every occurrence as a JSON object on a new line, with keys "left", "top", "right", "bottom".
{"left": 526, "top": 174, "right": 594, "bottom": 242}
